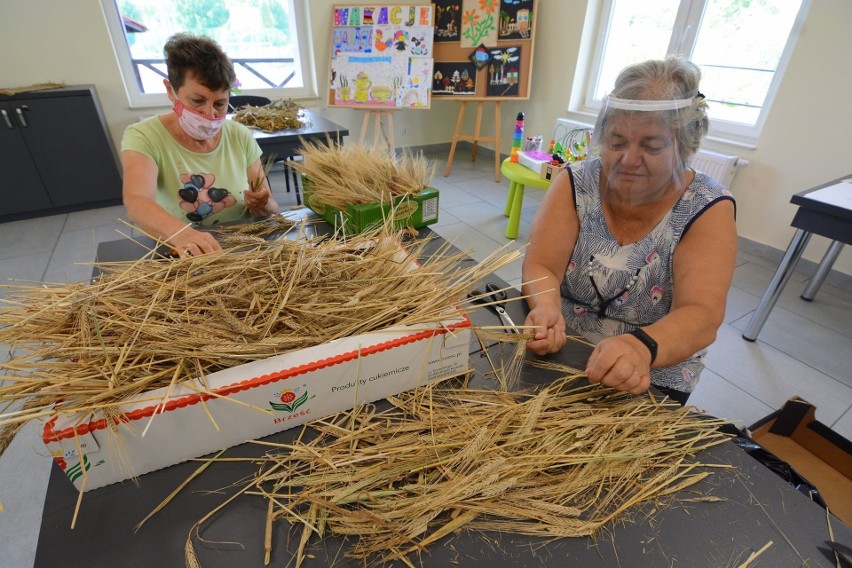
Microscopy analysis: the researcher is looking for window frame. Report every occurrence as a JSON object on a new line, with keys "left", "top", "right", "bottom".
{"left": 569, "top": 0, "right": 812, "bottom": 148}
{"left": 100, "top": 0, "right": 318, "bottom": 109}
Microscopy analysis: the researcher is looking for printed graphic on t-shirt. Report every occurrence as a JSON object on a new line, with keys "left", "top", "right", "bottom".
{"left": 177, "top": 172, "right": 236, "bottom": 223}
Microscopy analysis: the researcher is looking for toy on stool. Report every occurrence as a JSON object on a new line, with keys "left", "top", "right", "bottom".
{"left": 510, "top": 112, "right": 525, "bottom": 163}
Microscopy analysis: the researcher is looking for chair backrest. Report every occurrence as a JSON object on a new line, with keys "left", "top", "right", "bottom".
{"left": 229, "top": 95, "right": 272, "bottom": 111}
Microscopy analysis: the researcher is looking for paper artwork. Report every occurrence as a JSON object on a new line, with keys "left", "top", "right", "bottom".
{"left": 433, "top": 62, "right": 477, "bottom": 96}
{"left": 486, "top": 45, "right": 521, "bottom": 97}
{"left": 434, "top": 0, "right": 462, "bottom": 42}
{"left": 498, "top": 0, "right": 533, "bottom": 40}
{"left": 460, "top": 0, "right": 499, "bottom": 48}
{"left": 330, "top": 5, "right": 435, "bottom": 109}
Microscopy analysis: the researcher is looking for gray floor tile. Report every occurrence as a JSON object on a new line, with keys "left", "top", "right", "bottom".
{"left": 431, "top": 182, "right": 482, "bottom": 209}
{"left": 0, "top": 420, "right": 52, "bottom": 568}
{"left": 43, "top": 224, "right": 127, "bottom": 284}
{"left": 431, "top": 208, "right": 461, "bottom": 229}
{"left": 430, "top": 222, "right": 505, "bottom": 267}
{"left": 724, "top": 286, "right": 759, "bottom": 324}
{"left": 705, "top": 324, "right": 852, "bottom": 423}
{"left": 831, "top": 405, "right": 852, "bottom": 440}
{"left": 0, "top": 253, "right": 51, "bottom": 292}
{"left": 63, "top": 204, "right": 128, "bottom": 232}
{"left": 687, "top": 367, "right": 773, "bottom": 429}
{"left": 0, "top": 215, "right": 64, "bottom": 259}
{"left": 730, "top": 305, "right": 852, "bottom": 385}
{"left": 450, "top": 175, "right": 512, "bottom": 205}
{"left": 730, "top": 262, "right": 852, "bottom": 338}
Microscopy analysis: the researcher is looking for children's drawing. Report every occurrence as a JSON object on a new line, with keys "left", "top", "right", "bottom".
{"left": 460, "top": 0, "right": 499, "bottom": 48}
{"left": 434, "top": 0, "right": 461, "bottom": 42}
{"left": 399, "top": 58, "right": 433, "bottom": 107}
{"left": 330, "top": 5, "right": 435, "bottom": 109}
{"left": 498, "top": 0, "right": 533, "bottom": 40}
{"left": 333, "top": 27, "right": 374, "bottom": 54}
{"left": 486, "top": 45, "right": 521, "bottom": 97}
{"left": 433, "top": 62, "right": 477, "bottom": 96}
{"left": 468, "top": 43, "right": 490, "bottom": 70}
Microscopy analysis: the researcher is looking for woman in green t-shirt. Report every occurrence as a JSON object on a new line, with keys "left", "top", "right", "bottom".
{"left": 121, "top": 33, "right": 279, "bottom": 255}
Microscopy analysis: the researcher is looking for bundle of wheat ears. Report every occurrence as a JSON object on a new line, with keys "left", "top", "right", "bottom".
{"left": 0, "top": 225, "right": 523, "bottom": 456}
{"left": 231, "top": 97, "right": 307, "bottom": 131}
{"left": 294, "top": 141, "right": 436, "bottom": 210}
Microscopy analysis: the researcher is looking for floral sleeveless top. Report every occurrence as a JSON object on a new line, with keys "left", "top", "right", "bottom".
{"left": 560, "top": 157, "right": 735, "bottom": 393}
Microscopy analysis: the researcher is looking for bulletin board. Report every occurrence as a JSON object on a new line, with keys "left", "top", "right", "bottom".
{"left": 431, "top": 0, "right": 537, "bottom": 100}
{"left": 328, "top": 4, "right": 436, "bottom": 109}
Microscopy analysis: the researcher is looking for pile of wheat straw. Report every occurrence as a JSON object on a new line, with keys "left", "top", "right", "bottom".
{"left": 232, "top": 98, "right": 306, "bottom": 132}
{"left": 181, "top": 377, "right": 730, "bottom": 566}
{"left": 294, "top": 142, "right": 436, "bottom": 210}
{"left": 0, "top": 227, "right": 522, "bottom": 455}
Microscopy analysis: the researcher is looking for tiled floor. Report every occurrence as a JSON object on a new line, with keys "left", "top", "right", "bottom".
{"left": 1, "top": 148, "right": 851, "bottom": 567}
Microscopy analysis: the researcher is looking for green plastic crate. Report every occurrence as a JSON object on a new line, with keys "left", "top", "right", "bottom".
{"left": 304, "top": 186, "right": 440, "bottom": 233}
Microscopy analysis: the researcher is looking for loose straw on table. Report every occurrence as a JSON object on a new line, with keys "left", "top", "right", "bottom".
{"left": 172, "top": 377, "right": 733, "bottom": 567}
{"left": 0, "top": 224, "right": 522, "bottom": 456}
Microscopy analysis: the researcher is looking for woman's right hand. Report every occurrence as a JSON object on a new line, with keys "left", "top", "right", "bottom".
{"left": 169, "top": 227, "right": 222, "bottom": 255}
{"left": 524, "top": 304, "right": 567, "bottom": 355}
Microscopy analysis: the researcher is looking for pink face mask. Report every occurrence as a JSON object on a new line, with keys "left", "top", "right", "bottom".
{"left": 172, "top": 99, "right": 225, "bottom": 140}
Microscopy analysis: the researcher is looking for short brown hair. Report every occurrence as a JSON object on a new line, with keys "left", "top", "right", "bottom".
{"left": 164, "top": 33, "right": 236, "bottom": 92}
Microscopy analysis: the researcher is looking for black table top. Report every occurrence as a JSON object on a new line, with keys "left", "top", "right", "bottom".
{"left": 791, "top": 173, "right": 852, "bottom": 219}
{"left": 789, "top": 174, "right": 852, "bottom": 244}
{"left": 34, "top": 228, "right": 852, "bottom": 567}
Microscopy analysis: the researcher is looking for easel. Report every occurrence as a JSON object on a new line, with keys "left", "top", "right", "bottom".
{"left": 359, "top": 110, "right": 395, "bottom": 153}
{"left": 444, "top": 99, "right": 502, "bottom": 182}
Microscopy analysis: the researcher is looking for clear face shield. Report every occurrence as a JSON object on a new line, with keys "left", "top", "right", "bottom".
{"left": 588, "top": 95, "right": 695, "bottom": 206}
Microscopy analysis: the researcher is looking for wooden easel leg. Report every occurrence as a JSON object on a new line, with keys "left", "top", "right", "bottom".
{"left": 387, "top": 111, "right": 395, "bottom": 153}
{"left": 360, "top": 111, "right": 394, "bottom": 153}
{"left": 472, "top": 102, "right": 484, "bottom": 162}
{"left": 359, "top": 111, "right": 372, "bottom": 145}
{"left": 445, "top": 101, "right": 466, "bottom": 177}
{"left": 494, "top": 101, "right": 502, "bottom": 182}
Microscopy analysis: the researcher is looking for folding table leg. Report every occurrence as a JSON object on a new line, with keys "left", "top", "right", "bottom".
{"left": 801, "top": 240, "right": 844, "bottom": 301}
{"left": 742, "top": 229, "right": 812, "bottom": 341}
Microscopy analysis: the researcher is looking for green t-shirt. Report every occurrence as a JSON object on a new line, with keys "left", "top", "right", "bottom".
{"left": 121, "top": 117, "right": 262, "bottom": 226}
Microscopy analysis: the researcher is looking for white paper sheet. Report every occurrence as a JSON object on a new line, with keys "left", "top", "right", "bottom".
{"left": 805, "top": 178, "right": 852, "bottom": 209}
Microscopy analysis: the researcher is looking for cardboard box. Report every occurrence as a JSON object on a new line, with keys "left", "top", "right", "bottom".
{"left": 43, "top": 310, "right": 471, "bottom": 491}
{"left": 749, "top": 397, "right": 852, "bottom": 525}
{"left": 304, "top": 186, "right": 440, "bottom": 233}
{"left": 518, "top": 150, "right": 561, "bottom": 181}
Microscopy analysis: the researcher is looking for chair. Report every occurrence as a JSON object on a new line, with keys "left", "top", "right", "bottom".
{"left": 228, "top": 95, "right": 272, "bottom": 112}
{"left": 500, "top": 157, "right": 553, "bottom": 239}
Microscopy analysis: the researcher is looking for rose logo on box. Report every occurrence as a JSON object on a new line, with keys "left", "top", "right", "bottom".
{"left": 269, "top": 388, "right": 310, "bottom": 413}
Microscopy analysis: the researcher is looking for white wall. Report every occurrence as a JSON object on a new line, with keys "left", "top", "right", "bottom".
{"left": 1, "top": 0, "right": 849, "bottom": 277}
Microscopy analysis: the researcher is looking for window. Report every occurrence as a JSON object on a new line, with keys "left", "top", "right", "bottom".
{"left": 100, "top": 0, "right": 316, "bottom": 108}
{"left": 577, "top": 0, "right": 811, "bottom": 146}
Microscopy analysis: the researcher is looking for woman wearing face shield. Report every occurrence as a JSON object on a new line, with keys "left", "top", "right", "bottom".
{"left": 522, "top": 57, "right": 737, "bottom": 405}
{"left": 121, "top": 33, "right": 280, "bottom": 256}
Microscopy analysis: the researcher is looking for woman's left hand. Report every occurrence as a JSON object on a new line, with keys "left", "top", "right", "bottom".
{"left": 584, "top": 334, "right": 652, "bottom": 395}
{"left": 244, "top": 186, "right": 271, "bottom": 213}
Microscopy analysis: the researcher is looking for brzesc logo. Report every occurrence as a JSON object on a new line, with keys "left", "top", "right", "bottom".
{"left": 269, "top": 388, "right": 309, "bottom": 413}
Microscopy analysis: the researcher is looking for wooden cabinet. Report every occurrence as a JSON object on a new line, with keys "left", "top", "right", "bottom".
{"left": 0, "top": 85, "right": 122, "bottom": 221}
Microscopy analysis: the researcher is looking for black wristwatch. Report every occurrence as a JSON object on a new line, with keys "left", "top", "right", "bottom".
{"left": 627, "top": 327, "right": 657, "bottom": 365}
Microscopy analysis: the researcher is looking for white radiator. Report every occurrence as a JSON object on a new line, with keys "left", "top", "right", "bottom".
{"left": 689, "top": 149, "right": 744, "bottom": 187}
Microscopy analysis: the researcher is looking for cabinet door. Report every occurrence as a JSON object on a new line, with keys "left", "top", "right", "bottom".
{"left": 0, "top": 102, "right": 55, "bottom": 215}
{"left": 16, "top": 92, "right": 122, "bottom": 208}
